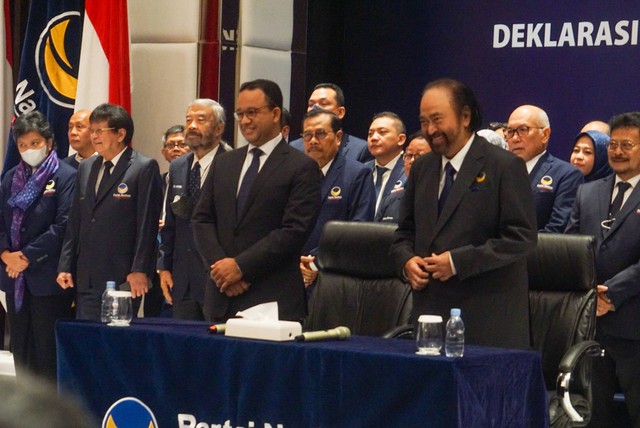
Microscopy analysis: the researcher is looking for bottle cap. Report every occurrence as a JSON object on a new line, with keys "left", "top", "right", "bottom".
{"left": 418, "top": 315, "right": 443, "bottom": 323}
{"left": 106, "top": 281, "right": 116, "bottom": 289}
{"left": 450, "top": 308, "right": 461, "bottom": 317}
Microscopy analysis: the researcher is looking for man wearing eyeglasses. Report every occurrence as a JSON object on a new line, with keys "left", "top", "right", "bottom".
{"left": 506, "top": 105, "right": 584, "bottom": 233}
{"left": 157, "top": 100, "right": 230, "bottom": 320}
{"left": 289, "top": 83, "right": 373, "bottom": 163}
{"left": 192, "top": 79, "right": 322, "bottom": 322}
{"left": 566, "top": 112, "right": 640, "bottom": 426}
{"left": 160, "top": 124, "right": 188, "bottom": 165}
{"left": 63, "top": 110, "right": 96, "bottom": 169}
{"left": 298, "top": 109, "right": 375, "bottom": 288}
{"left": 57, "top": 103, "right": 163, "bottom": 321}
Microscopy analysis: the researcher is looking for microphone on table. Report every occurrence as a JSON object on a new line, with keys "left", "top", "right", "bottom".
{"left": 295, "top": 326, "right": 351, "bottom": 342}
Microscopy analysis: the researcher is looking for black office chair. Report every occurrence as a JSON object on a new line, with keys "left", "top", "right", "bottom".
{"left": 304, "top": 221, "right": 413, "bottom": 336}
{"left": 528, "top": 233, "right": 601, "bottom": 427}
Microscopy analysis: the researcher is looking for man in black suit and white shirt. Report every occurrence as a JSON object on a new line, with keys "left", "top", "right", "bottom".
{"left": 193, "top": 79, "right": 322, "bottom": 322}
{"left": 157, "top": 99, "right": 230, "bottom": 320}
{"left": 391, "top": 79, "right": 537, "bottom": 349}
{"left": 57, "top": 103, "right": 163, "bottom": 321}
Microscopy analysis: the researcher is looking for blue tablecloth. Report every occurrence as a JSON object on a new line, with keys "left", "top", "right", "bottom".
{"left": 56, "top": 319, "right": 549, "bottom": 427}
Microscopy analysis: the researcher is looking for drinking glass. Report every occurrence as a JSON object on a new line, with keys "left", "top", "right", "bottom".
{"left": 416, "top": 315, "right": 443, "bottom": 355}
{"left": 108, "top": 291, "right": 133, "bottom": 327}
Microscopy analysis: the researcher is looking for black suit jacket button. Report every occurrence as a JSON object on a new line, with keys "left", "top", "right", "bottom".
{"left": 91, "top": 218, "right": 96, "bottom": 223}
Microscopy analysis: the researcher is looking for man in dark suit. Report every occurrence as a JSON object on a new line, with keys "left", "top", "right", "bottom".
{"left": 289, "top": 83, "right": 372, "bottom": 163}
{"left": 566, "top": 112, "right": 640, "bottom": 426}
{"left": 192, "top": 79, "right": 322, "bottom": 322}
{"left": 157, "top": 99, "right": 230, "bottom": 320}
{"left": 391, "top": 79, "right": 537, "bottom": 349}
{"left": 57, "top": 103, "right": 163, "bottom": 321}
{"left": 365, "top": 112, "right": 407, "bottom": 221}
{"left": 298, "top": 109, "right": 375, "bottom": 287}
{"left": 63, "top": 110, "right": 95, "bottom": 169}
{"left": 506, "top": 105, "right": 584, "bottom": 233}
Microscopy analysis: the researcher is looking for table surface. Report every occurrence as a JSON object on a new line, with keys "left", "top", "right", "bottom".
{"left": 57, "top": 318, "right": 550, "bottom": 428}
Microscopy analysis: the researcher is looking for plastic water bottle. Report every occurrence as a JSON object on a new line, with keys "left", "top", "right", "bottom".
{"left": 445, "top": 308, "right": 465, "bottom": 357}
{"left": 100, "top": 281, "right": 117, "bottom": 323}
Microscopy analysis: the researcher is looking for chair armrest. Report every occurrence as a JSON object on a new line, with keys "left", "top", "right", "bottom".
{"left": 558, "top": 340, "right": 601, "bottom": 373}
{"left": 382, "top": 324, "right": 414, "bottom": 339}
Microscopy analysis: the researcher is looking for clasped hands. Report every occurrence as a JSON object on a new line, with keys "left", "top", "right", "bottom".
{"left": 403, "top": 252, "right": 453, "bottom": 290}
{"left": 210, "top": 257, "right": 249, "bottom": 297}
{"left": 1, "top": 250, "right": 29, "bottom": 279}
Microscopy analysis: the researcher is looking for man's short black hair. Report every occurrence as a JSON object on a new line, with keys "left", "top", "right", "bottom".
{"left": 162, "top": 124, "right": 184, "bottom": 146}
{"left": 609, "top": 112, "right": 640, "bottom": 134}
{"left": 303, "top": 108, "right": 342, "bottom": 133}
{"left": 423, "top": 78, "right": 483, "bottom": 133}
{"left": 239, "top": 79, "right": 283, "bottom": 111}
{"left": 313, "top": 83, "right": 345, "bottom": 107}
{"left": 90, "top": 103, "right": 134, "bottom": 146}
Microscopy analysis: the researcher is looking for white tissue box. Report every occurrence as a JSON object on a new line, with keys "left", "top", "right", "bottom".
{"left": 225, "top": 319, "right": 302, "bottom": 341}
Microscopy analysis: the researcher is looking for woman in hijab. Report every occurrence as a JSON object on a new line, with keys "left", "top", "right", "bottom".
{"left": 570, "top": 130, "right": 612, "bottom": 182}
{"left": 0, "top": 111, "right": 76, "bottom": 380}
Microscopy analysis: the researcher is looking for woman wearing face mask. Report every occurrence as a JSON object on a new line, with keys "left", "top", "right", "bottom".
{"left": 570, "top": 130, "right": 613, "bottom": 182}
{"left": 0, "top": 111, "right": 76, "bottom": 380}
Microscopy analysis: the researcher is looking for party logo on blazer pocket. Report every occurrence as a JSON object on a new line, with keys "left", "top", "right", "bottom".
{"left": 43, "top": 179, "right": 56, "bottom": 196}
{"left": 391, "top": 180, "right": 404, "bottom": 194}
{"left": 328, "top": 186, "right": 343, "bottom": 200}
{"left": 469, "top": 171, "right": 488, "bottom": 191}
{"left": 113, "top": 183, "right": 131, "bottom": 199}
{"left": 536, "top": 175, "right": 554, "bottom": 191}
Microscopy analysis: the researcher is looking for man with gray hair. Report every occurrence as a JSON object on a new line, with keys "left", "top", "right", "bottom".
{"left": 157, "top": 99, "right": 230, "bottom": 320}
{"left": 506, "top": 105, "right": 583, "bottom": 232}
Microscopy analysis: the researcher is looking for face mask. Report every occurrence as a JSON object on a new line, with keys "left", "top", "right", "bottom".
{"left": 20, "top": 146, "right": 49, "bottom": 167}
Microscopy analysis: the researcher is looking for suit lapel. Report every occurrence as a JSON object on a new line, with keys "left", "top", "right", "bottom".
{"left": 530, "top": 152, "right": 552, "bottom": 191}
{"left": 179, "top": 152, "right": 194, "bottom": 194}
{"left": 95, "top": 147, "right": 133, "bottom": 206}
{"left": 605, "top": 179, "right": 640, "bottom": 239}
{"left": 87, "top": 157, "right": 101, "bottom": 205}
{"left": 321, "top": 153, "right": 344, "bottom": 199}
{"left": 421, "top": 154, "right": 442, "bottom": 249}
{"left": 381, "top": 158, "right": 405, "bottom": 199}
{"left": 433, "top": 137, "right": 485, "bottom": 235}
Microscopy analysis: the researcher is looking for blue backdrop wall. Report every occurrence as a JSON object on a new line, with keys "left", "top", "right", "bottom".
{"left": 307, "top": 0, "right": 640, "bottom": 161}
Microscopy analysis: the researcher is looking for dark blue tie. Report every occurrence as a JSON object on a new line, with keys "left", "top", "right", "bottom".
{"left": 237, "top": 148, "right": 263, "bottom": 215}
{"left": 375, "top": 166, "right": 388, "bottom": 199}
{"left": 97, "top": 160, "right": 113, "bottom": 196}
{"left": 609, "top": 181, "right": 631, "bottom": 220}
{"left": 438, "top": 162, "right": 456, "bottom": 215}
{"left": 188, "top": 161, "right": 201, "bottom": 204}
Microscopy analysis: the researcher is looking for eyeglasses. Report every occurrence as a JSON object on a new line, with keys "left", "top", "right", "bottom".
{"left": 607, "top": 140, "right": 638, "bottom": 152}
{"left": 504, "top": 125, "right": 545, "bottom": 139}
{"left": 164, "top": 142, "right": 188, "bottom": 150}
{"left": 90, "top": 127, "right": 115, "bottom": 136}
{"left": 301, "top": 129, "right": 334, "bottom": 142}
{"left": 233, "top": 105, "right": 271, "bottom": 121}
{"left": 403, "top": 152, "right": 425, "bottom": 162}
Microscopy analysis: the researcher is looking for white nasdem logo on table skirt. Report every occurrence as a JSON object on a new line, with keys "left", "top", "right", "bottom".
{"left": 102, "top": 397, "right": 158, "bottom": 428}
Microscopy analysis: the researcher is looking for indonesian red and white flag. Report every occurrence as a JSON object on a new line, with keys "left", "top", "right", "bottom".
{"left": 74, "top": 0, "right": 131, "bottom": 113}
{"left": 1, "top": 0, "right": 13, "bottom": 164}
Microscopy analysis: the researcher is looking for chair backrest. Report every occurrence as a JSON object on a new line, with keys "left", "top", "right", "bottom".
{"left": 528, "top": 233, "right": 597, "bottom": 390}
{"left": 305, "top": 221, "right": 412, "bottom": 336}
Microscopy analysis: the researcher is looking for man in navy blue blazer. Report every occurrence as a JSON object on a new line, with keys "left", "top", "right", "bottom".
{"left": 506, "top": 105, "right": 583, "bottom": 233}
{"left": 57, "top": 104, "right": 163, "bottom": 321}
{"left": 289, "top": 83, "right": 372, "bottom": 163}
{"left": 157, "top": 100, "right": 230, "bottom": 320}
{"left": 62, "top": 110, "right": 95, "bottom": 169}
{"left": 566, "top": 112, "right": 640, "bottom": 426}
{"left": 365, "top": 112, "right": 407, "bottom": 222}
{"left": 298, "top": 109, "right": 374, "bottom": 287}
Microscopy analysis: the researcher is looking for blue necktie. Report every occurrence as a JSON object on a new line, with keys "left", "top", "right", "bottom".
{"left": 375, "top": 166, "right": 388, "bottom": 199}
{"left": 188, "top": 161, "right": 201, "bottom": 204}
{"left": 237, "top": 148, "right": 263, "bottom": 215}
{"left": 438, "top": 162, "right": 456, "bottom": 215}
{"left": 609, "top": 181, "right": 631, "bottom": 220}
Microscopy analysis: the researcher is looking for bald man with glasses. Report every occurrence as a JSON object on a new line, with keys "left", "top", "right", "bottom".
{"left": 506, "top": 105, "right": 583, "bottom": 232}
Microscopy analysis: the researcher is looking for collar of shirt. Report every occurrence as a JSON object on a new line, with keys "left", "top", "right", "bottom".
{"left": 246, "top": 133, "right": 282, "bottom": 160}
{"left": 612, "top": 172, "right": 640, "bottom": 204}
{"left": 106, "top": 146, "right": 128, "bottom": 169}
{"left": 375, "top": 151, "right": 402, "bottom": 172}
{"left": 321, "top": 158, "right": 335, "bottom": 176}
{"left": 75, "top": 152, "right": 97, "bottom": 163}
{"left": 442, "top": 133, "right": 475, "bottom": 176}
{"left": 192, "top": 144, "right": 219, "bottom": 186}
{"left": 526, "top": 150, "right": 546, "bottom": 174}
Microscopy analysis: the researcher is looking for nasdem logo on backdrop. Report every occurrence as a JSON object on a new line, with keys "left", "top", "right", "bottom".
{"left": 493, "top": 20, "right": 639, "bottom": 48}
{"left": 102, "top": 397, "right": 158, "bottom": 428}
{"left": 34, "top": 11, "right": 82, "bottom": 108}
